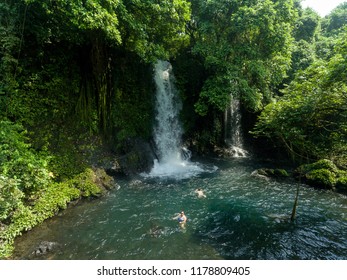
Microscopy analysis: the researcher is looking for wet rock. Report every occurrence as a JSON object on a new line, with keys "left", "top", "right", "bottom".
{"left": 267, "top": 214, "right": 291, "bottom": 223}
{"left": 32, "top": 241, "right": 60, "bottom": 257}
{"left": 117, "top": 138, "right": 156, "bottom": 175}
{"left": 251, "top": 170, "right": 270, "bottom": 181}
{"left": 93, "top": 168, "right": 116, "bottom": 190}
{"left": 251, "top": 168, "right": 289, "bottom": 180}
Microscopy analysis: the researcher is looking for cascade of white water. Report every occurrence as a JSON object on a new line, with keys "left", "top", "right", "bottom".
{"left": 224, "top": 97, "right": 248, "bottom": 157}
{"left": 152, "top": 60, "right": 183, "bottom": 163}
{"left": 147, "top": 60, "right": 207, "bottom": 178}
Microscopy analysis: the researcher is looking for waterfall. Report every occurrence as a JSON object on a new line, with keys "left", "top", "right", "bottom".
{"left": 224, "top": 97, "right": 248, "bottom": 157}
{"left": 153, "top": 60, "right": 183, "bottom": 163}
{"left": 146, "top": 60, "right": 207, "bottom": 179}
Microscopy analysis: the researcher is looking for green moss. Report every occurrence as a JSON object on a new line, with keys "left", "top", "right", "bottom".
{"left": 296, "top": 159, "right": 347, "bottom": 190}
{"left": 310, "top": 159, "right": 339, "bottom": 172}
{"left": 306, "top": 169, "right": 336, "bottom": 189}
{"left": 274, "top": 169, "right": 289, "bottom": 177}
{"left": 70, "top": 168, "right": 103, "bottom": 197}
{"left": 257, "top": 168, "right": 289, "bottom": 178}
{"left": 298, "top": 159, "right": 338, "bottom": 174}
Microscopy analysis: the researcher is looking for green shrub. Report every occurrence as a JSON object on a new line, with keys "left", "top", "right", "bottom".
{"left": 0, "top": 240, "right": 13, "bottom": 259}
{"left": 0, "top": 168, "right": 105, "bottom": 259}
{"left": 33, "top": 183, "right": 81, "bottom": 222}
{"left": 0, "top": 205, "right": 38, "bottom": 256}
{"left": 0, "top": 120, "right": 52, "bottom": 196}
{"left": 0, "top": 176, "right": 23, "bottom": 221}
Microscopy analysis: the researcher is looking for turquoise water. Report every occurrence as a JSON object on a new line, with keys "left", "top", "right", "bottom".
{"left": 13, "top": 157, "right": 347, "bottom": 260}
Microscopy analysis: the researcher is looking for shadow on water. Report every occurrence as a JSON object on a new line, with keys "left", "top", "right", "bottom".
{"left": 191, "top": 195, "right": 347, "bottom": 260}
{"left": 190, "top": 200, "right": 294, "bottom": 260}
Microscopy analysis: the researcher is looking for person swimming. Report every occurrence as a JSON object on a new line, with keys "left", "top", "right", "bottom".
{"left": 177, "top": 212, "right": 185, "bottom": 222}
{"left": 177, "top": 211, "right": 187, "bottom": 223}
{"left": 173, "top": 211, "right": 187, "bottom": 228}
{"left": 195, "top": 188, "right": 206, "bottom": 198}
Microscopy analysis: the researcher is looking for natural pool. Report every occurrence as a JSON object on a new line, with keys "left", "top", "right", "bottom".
{"left": 13, "top": 157, "right": 347, "bottom": 260}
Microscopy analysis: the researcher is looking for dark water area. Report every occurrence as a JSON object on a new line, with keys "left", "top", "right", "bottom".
{"left": 13, "top": 157, "right": 347, "bottom": 260}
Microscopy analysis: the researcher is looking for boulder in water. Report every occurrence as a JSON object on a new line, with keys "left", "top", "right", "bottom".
{"left": 295, "top": 159, "right": 347, "bottom": 191}
{"left": 252, "top": 168, "right": 289, "bottom": 179}
{"left": 32, "top": 241, "right": 60, "bottom": 257}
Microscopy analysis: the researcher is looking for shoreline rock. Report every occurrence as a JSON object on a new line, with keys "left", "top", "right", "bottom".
{"left": 32, "top": 241, "right": 60, "bottom": 257}
{"left": 251, "top": 168, "right": 289, "bottom": 180}
{"left": 294, "top": 159, "right": 347, "bottom": 192}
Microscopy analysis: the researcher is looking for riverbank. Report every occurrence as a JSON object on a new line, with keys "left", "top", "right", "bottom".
{"left": 0, "top": 167, "right": 115, "bottom": 259}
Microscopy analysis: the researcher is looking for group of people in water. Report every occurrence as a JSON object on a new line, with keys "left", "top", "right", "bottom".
{"left": 173, "top": 188, "right": 206, "bottom": 228}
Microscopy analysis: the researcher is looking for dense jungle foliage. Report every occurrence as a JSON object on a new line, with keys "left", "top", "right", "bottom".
{"left": 1, "top": 0, "right": 347, "bottom": 258}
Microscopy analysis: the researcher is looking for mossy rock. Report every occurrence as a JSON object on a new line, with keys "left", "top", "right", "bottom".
{"left": 71, "top": 168, "right": 115, "bottom": 197}
{"left": 256, "top": 168, "right": 289, "bottom": 178}
{"left": 295, "top": 159, "right": 347, "bottom": 190}
{"left": 296, "top": 159, "right": 338, "bottom": 175}
{"left": 305, "top": 169, "right": 336, "bottom": 189}
{"left": 93, "top": 168, "right": 115, "bottom": 190}
{"left": 273, "top": 169, "right": 289, "bottom": 177}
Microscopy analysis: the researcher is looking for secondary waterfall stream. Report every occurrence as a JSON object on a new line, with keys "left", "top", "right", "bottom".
{"left": 224, "top": 97, "right": 248, "bottom": 157}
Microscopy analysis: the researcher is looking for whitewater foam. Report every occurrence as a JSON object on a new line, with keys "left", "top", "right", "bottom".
{"left": 143, "top": 159, "right": 217, "bottom": 180}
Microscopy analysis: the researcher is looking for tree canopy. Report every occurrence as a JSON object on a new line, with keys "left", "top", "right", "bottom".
{"left": 253, "top": 27, "right": 347, "bottom": 166}
{"left": 190, "top": 0, "right": 297, "bottom": 115}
